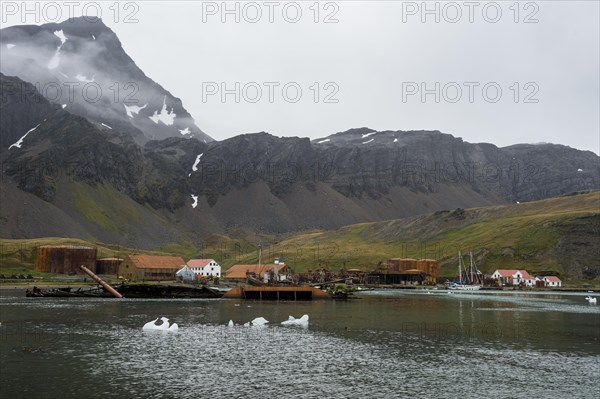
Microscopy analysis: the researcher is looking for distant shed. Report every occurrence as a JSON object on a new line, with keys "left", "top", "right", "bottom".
{"left": 34, "top": 245, "right": 97, "bottom": 274}
{"left": 118, "top": 255, "right": 186, "bottom": 281}
{"left": 95, "top": 258, "right": 122, "bottom": 275}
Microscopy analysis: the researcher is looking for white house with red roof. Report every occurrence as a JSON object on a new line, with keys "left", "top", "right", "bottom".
{"left": 187, "top": 259, "right": 221, "bottom": 278}
{"left": 491, "top": 269, "right": 537, "bottom": 286}
{"left": 541, "top": 276, "right": 562, "bottom": 287}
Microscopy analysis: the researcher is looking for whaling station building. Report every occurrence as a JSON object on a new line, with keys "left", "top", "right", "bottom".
{"left": 225, "top": 261, "right": 291, "bottom": 282}
{"left": 370, "top": 258, "right": 439, "bottom": 285}
{"left": 117, "top": 255, "right": 186, "bottom": 281}
{"left": 34, "top": 245, "right": 97, "bottom": 274}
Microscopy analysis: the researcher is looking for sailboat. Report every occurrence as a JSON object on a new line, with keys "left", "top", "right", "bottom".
{"left": 445, "top": 251, "right": 483, "bottom": 291}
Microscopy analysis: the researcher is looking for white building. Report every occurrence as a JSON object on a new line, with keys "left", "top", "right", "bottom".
{"left": 187, "top": 259, "right": 221, "bottom": 278}
{"left": 491, "top": 269, "right": 536, "bottom": 286}
{"left": 176, "top": 265, "right": 196, "bottom": 281}
{"left": 541, "top": 276, "right": 562, "bottom": 287}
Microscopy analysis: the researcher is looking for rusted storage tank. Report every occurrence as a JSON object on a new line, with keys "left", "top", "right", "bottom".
{"left": 95, "top": 258, "right": 122, "bottom": 275}
{"left": 34, "top": 246, "right": 97, "bottom": 274}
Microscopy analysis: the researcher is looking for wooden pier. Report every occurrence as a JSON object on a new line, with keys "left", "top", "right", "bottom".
{"left": 223, "top": 286, "right": 329, "bottom": 300}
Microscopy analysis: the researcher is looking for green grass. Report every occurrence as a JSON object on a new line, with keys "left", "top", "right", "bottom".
{"left": 71, "top": 181, "right": 143, "bottom": 233}
{"left": 2, "top": 192, "right": 598, "bottom": 281}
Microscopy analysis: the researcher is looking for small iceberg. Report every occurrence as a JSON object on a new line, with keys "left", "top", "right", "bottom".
{"left": 228, "top": 320, "right": 234, "bottom": 327}
{"left": 585, "top": 296, "right": 597, "bottom": 305}
{"left": 143, "top": 317, "right": 178, "bottom": 331}
{"left": 281, "top": 315, "right": 309, "bottom": 327}
{"left": 251, "top": 317, "right": 269, "bottom": 326}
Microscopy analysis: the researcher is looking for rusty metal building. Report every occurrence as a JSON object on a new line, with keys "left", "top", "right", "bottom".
{"left": 34, "top": 245, "right": 97, "bottom": 274}
{"left": 95, "top": 258, "right": 123, "bottom": 275}
{"left": 118, "top": 255, "right": 186, "bottom": 281}
{"left": 370, "top": 258, "right": 439, "bottom": 284}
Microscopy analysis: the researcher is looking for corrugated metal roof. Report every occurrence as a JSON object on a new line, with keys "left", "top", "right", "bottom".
{"left": 127, "top": 255, "right": 186, "bottom": 269}
{"left": 187, "top": 259, "right": 215, "bottom": 268}
{"left": 493, "top": 269, "right": 518, "bottom": 278}
{"left": 544, "top": 276, "right": 561, "bottom": 282}
{"left": 225, "top": 264, "right": 285, "bottom": 279}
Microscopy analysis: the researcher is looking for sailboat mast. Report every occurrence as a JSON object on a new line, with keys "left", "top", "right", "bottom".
{"left": 470, "top": 252, "right": 474, "bottom": 284}
{"left": 458, "top": 250, "right": 462, "bottom": 283}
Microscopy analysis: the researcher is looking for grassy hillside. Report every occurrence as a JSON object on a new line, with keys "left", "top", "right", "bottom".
{"left": 1, "top": 192, "right": 598, "bottom": 280}
{"left": 225, "top": 191, "right": 600, "bottom": 279}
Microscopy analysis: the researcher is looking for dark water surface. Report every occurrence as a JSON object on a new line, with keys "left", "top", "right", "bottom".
{"left": 1, "top": 289, "right": 598, "bottom": 398}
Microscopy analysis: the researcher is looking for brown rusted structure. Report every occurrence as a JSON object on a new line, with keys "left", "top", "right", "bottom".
{"left": 34, "top": 246, "right": 97, "bottom": 274}
{"left": 95, "top": 258, "right": 122, "bottom": 275}
{"left": 370, "top": 258, "right": 439, "bottom": 284}
{"left": 224, "top": 286, "right": 329, "bottom": 300}
{"left": 79, "top": 266, "right": 123, "bottom": 298}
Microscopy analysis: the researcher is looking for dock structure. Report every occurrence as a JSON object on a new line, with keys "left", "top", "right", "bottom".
{"left": 224, "top": 286, "right": 329, "bottom": 300}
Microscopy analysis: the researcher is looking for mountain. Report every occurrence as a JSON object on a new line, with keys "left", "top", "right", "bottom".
{"left": 0, "top": 17, "right": 211, "bottom": 143}
{"left": 0, "top": 18, "right": 599, "bottom": 250}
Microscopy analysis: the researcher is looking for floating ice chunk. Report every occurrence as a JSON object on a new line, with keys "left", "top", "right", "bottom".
{"left": 281, "top": 314, "right": 309, "bottom": 326}
{"left": 75, "top": 74, "right": 94, "bottom": 83}
{"left": 251, "top": 317, "right": 269, "bottom": 326}
{"left": 101, "top": 123, "right": 112, "bottom": 129}
{"left": 9, "top": 124, "right": 40, "bottom": 149}
{"left": 179, "top": 127, "right": 191, "bottom": 136}
{"left": 243, "top": 322, "right": 250, "bottom": 327}
{"left": 228, "top": 320, "right": 234, "bottom": 327}
{"left": 318, "top": 139, "right": 330, "bottom": 144}
{"left": 577, "top": 168, "right": 583, "bottom": 172}
{"left": 191, "top": 194, "right": 198, "bottom": 209}
{"left": 142, "top": 318, "right": 159, "bottom": 330}
{"left": 361, "top": 132, "right": 376, "bottom": 138}
{"left": 6, "top": 44, "right": 15, "bottom": 50}
{"left": 62, "top": 104, "right": 67, "bottom": 109}
{"left": 362, "top": 138, "right": 374, "bottom": 144}
{"left": 124, "top": 103, "right": 147, "bottom": 118}
{"left": 191, "top": 153, "right": 203, "bottom": 172}
{"left": 54, "top": 30, "right": 67, "bottom": 44}
{"left": 143, "top": 317, "right": 175, "bottom": 331}
{"left": 148, "top": 96, "right": 176, "bottom": 126}
{"left": 393, "top": 138, "right": 398, "bottom": 143}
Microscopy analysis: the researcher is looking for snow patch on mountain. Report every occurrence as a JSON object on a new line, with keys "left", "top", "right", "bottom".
{"left": 192, "top": 153, "right": 203, "bottom": 172}
{"left": 54, "top": 30, "right": 67, "bottom": 44}
{"left": 362, "top": 138, "right": 374, "bottom": 144}
{"left": 124, "top": 103, "right": 147, "bottom": 118}
{"left": 191, "top": 195, "right": 199, "bottom": 209}
{"left": 75, "top": 74, "right": 95, "bottom": 83}
{"left": 47, "top": 30, "right": 67, "bottom": 69}
{"left": 149, "top": 96, "right": 176, "bottom": 126}
{"left": 9, "top": 124, "right": 41, "bottom": 149}
{"left": 179, "top": 127, "right": 191, "bottom": 135}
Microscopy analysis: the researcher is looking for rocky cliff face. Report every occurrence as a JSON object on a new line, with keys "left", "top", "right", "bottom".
{"left": 0, "top": 17, "right": 211, "bottom": 143}
{"left": 2, "top": 71, "right": 598, "bottom": 246}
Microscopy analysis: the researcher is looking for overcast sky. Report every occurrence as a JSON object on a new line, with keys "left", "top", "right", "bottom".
{"left": 3, "top": 1, "right": 599, "bottom": 153}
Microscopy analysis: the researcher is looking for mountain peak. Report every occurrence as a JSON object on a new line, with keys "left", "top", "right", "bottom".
{"left": 0, "top": 18, "right": 212, "bottom": 144}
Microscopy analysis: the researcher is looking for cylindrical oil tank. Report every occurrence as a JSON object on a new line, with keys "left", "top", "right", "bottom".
{"left": 95, "top": 258, "right": 122, "bottom": 275}
{"left": 34, "top": 246, "right": 97, "bottom": 274}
